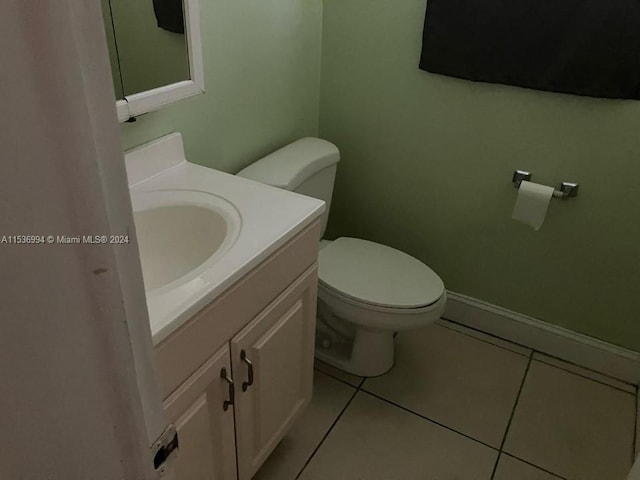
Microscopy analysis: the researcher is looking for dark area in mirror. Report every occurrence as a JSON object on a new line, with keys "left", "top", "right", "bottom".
{"left": 101, "top": 0, "right": 191, "bottom": 98}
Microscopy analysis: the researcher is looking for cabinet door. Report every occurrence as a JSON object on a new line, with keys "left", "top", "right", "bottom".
{"left": 231, "top": 266, "right": 318, "bottom": 480}
{"left": 163, "top": 344, "right": 238, "bottom": 480}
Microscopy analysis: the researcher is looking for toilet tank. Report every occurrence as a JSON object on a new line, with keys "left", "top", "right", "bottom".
{"left": 237, "top": 138, "right": 340, "bottom": 237}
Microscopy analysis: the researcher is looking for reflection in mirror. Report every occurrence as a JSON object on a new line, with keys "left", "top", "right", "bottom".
{"left": 102, "top": 0, "right": 191, "bottom": 97}
{"left": 101, "top": 0, "right": 124, "bottom": 100}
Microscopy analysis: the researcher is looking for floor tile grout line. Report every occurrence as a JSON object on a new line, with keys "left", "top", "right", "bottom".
{"left": 294, "top": 380, "right": 361, "bottom": 479}
{"left": 532, "top": 351, "right": 637, "bottom": 391}
{"left": 532, "top": 357, "right": 636, "bottom": 395}
{"left": 439, "top": 316, "right": 535, "bottom": 353}
{"left": 492, "top": 452, "right": 502, "bottom": 480}
{"left": 497, "top": 351, "right": 534, "bottom": 450}
{"left": 358, "top": 389, "right": 499, "bottom": 452}
{"left": 437, "top": 319, "right": 531, "bottom": 358}
{"left": 315, "top": 366, "right": 570, "bottom": 480}
{"left": 500, "top": 452, "right": 570, "bottom": 480}
{"left": 440, "top": 316, "right": 637, "bottom": 390}
{"left": 363, "top": 369, "right": 571, "bottom": 480}
{"left": 313, "top": 367, "right": 363, "bottom": 390}
{"left": 490, "top": 350, "right": 533, "bottom": 480}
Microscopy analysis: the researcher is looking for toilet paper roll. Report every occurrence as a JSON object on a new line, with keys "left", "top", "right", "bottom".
{"left": 512, "top": 181, "right": 554, "bottom": 230}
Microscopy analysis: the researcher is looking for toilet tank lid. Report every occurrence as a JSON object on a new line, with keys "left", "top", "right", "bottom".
{"left": 237, "top": 137, "right": 340, "bottom": 191}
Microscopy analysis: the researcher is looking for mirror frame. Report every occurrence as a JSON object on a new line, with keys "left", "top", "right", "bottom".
{"left": 115, "top": 0, "right": 204, "bottom": 122}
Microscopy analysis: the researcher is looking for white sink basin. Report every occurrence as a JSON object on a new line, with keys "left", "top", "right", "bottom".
{"left": 125, "top": 133, "right": 324, "bottom": 345}
{"left": 132, "top": 190, "right": 241, "bottom": 293}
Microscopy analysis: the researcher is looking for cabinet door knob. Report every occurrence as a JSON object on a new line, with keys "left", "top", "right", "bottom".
{"left": 240, "top": 350, "right": 254, "bottom": 392}
{"left": 220, "top": 368, "right": 234, "bottom": 411}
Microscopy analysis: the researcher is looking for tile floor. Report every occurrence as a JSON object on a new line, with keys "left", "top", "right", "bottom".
{"left": 253, "top": 319, "right": 638, "bottom": 480}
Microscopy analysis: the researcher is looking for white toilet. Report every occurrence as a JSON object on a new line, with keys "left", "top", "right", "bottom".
{"left": 237, "top": 138, "right": 446, "bottom": 377}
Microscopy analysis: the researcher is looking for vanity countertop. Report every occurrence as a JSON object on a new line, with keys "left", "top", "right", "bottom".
{"left": 125, "top": 133, "right": 325, "bottom": 345}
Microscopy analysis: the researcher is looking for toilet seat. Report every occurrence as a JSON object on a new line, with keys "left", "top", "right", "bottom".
{"left": 319, "top": 237, "right": 445, "bottom": 310}
{"left": 318, "top": 282, "right": 447, "bottom": 330}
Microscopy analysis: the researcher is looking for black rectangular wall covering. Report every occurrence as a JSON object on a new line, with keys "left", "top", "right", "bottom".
{"left": 153, "top": 0, "right": 185, "bottom": 34}
{"left": 420, "top": 0, "right": 640, "bottom": 100}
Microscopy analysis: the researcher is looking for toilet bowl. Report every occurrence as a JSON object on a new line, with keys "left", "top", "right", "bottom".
{"left": 237, "top": 138, "right": 446, "bottom": 377}
{"left": 315, "top": 237, "right": 445, "bottom": 376}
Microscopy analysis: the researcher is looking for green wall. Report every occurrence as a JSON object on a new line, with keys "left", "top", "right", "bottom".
{"left": 120, "top": 0, "right": 323, "bottom": 173}
{"left": 320, "top": 0, "right": 640, "bottom": 349}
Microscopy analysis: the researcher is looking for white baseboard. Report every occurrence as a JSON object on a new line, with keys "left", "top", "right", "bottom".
{"left": 444, "top": 291, "right": 640, "bottom": 386}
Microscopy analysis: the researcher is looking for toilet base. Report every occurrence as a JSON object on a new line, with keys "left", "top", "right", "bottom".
{"left": 315, "top": 326, "right": 395, "bottom": 377}
{"left": 315, "top": 289, "right": 446, "bottom": 378}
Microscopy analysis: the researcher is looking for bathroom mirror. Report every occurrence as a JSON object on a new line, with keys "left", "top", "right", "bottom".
{"left": 101, "top": 0, "right": 204, "bottom": 121}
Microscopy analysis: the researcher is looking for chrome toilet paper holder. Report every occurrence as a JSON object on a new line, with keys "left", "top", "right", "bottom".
{"left": 512, "top": 170, "right": 579, "bottom": 198}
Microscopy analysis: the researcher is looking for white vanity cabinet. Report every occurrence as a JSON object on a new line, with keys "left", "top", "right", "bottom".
{"left": 155, "top": 221, "right": 321, "bottom": 480}
{"left": 231, "top": 267, "right": 316, "bottom": 480}
{"left": 162, "top": 345, "right": 237, "bottom": 480}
